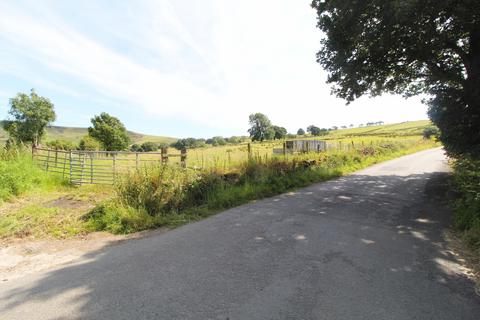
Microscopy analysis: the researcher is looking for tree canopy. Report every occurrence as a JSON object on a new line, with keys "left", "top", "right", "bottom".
{"left": 307, "top": 125, "right": 328, "bottom": 136}
{"left": 272, "top": 126, "right": 288, "bottom": 140}
{"left": 311, "top": 0, "right": 480, "bottom": 157}
{"left": 3, "top": 89, "right": 56, "bottom": 146}
{"left": 297, "top": 128, "right": 306, "bottom": 136}
{"left": 248, "top": 113, "right": 275, "bottom": 142}
{"left": 88, "top": 112, "right": 131, "bottom": 151}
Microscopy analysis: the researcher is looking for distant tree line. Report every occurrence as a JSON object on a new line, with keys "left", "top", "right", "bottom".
{"left": 2, "top": 89, "right": 392, "bottom": 153}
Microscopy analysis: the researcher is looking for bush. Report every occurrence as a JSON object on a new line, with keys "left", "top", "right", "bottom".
{"left": 140, "top": 142, "right": 158, "bottom": 152}
{"left": 452, "top": 157, "right": 480, "bottom": 251}
{"left": 79, "top": 135, "right": 101, "bottom": 151}
{"left": 423, "top": 126, "right": 439, "bottom": 139}
{"left": 46, "top": 139, "right": 76, "bottom": 150}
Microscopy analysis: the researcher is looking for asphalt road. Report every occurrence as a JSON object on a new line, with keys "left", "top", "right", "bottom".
{"left": 1, "top": 148, "right": 479, "bottom": 319}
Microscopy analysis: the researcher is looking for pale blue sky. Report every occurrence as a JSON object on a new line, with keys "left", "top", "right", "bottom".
{"left": 0, "top": 0, "right": 428, "bottom": 138}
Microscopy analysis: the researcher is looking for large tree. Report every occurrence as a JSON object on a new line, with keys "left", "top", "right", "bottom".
{"left": 272, "top": 125, "right": 288, "bottom": 140}
{"left": 88, "top": 112, "right": 131, "bottom": 151}
{"left": 3, "top": 89, "right": 56, "bottom": 146}
{"left": 307, "top": 125, "right": 328, "bottom": 136}
{"left": 311, "top": 0, "right": 480, "bottom": 157}
{"left": 248, "top": 113, "right": 275, "bottom": 141}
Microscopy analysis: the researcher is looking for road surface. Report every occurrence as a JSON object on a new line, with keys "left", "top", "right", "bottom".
{"left": 1, "top": 148, "right": 479, "bottom": 319}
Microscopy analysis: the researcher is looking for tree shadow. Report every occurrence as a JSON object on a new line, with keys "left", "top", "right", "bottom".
{"left": 1, "top": 171, "right": 479, "bottom": 319}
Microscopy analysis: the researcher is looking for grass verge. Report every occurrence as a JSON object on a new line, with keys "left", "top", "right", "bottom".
{"left": 83, "top": 139, "right": 438, "bottom": 234}
{"left": 0, "top": 147, "right": 67, "bottom": 202}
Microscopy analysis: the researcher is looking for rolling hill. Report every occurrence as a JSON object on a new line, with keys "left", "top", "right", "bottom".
{"left": 329, "top": 120, "right": 431, "bottom": 137}
{"left": 0, "top": 124, "right": 178, "bottom": 145}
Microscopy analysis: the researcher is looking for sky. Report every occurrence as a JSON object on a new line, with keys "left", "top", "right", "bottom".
{"left": 0, "top": 0, "right": 429, "bottom": 138}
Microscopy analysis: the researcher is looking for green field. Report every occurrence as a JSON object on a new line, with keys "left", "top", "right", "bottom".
{"left": 328, "top": 120, "right": 431, "bottom": 138}
{"left": 0, "top": 123, "right": 178, "bottom": 145}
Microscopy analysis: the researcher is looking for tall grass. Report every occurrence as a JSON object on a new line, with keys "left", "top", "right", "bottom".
{"left": 84, "top": 139, "right": 437, "bottom": 234}
{"left": 0, "top": 146, "right": 66, "bottom": 202}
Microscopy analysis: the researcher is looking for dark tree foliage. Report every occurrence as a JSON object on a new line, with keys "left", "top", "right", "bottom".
{"left": 307, "top": 125, "right": 329, "bottom": 136}
{"left": 171, "top": 138, "right": 205, "bottom": 150}
{"left": 312, "top": 0, "right": 480, "bottom": 157}
{"left": 140, "top": 141, "right": 158, "bottom": 152}
{"left": 297, "top": 128, "right": 306, "bottom": 135}
{"left": 130, "top": 144, "right": 142, "bottom": 152}
{"left": 272, "top": 126, "right": 288, "bottom": 140}
{"left": 3, "top": 89, "right": 56, "bottom": 147}
{"left": 206, "top": 136, "right": 227, "bottom": 146}
{"left": 248, "top": 113, "right": 275, "bottom": 141}
{"left": 88, "top": 113, "right": 131, "bottom": 151}
{"left": 423, "top": 126, "right": 440, "bottom": 139}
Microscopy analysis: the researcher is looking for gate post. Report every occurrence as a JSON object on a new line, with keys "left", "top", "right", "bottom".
{"left": 180, "top": 148, "right": 187, "bottom": 168}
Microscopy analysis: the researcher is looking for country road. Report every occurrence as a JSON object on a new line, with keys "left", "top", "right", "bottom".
{"left": 0, "top": 147, "right": 479, "bottom": 319}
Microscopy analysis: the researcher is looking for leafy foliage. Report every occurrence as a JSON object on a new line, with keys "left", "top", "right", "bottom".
{"left": 307, "top": 125, "right": 328, "bottom": 136}
{"left": 3, "top": 89, "right": 56, "bottom": 146}
{"left": 78, "top": 135, "right": 102, "bottom": 151}
{"left": 88, "top": 113, "right": 131, "bottom": 151}
{"left": 272, "top": 126, "right": 287, "bottom": 140}
{"left": 206, "top": 136, "right": 227, "bottom": 146}
{"left": 452, "top": 157, "right": 480, "bottom": 251}
{"left": 297, "top": 128, "right": 305, "bottom": 135}
{"left": 46, "top": 139, "right": 76, "bottom": 150}
{"left": 171, "top": 138, "right": 206, "bottom": 150}
{"left": 422, "top": 126, "right": 440, "bottom": 139}
{"left": 311, "top": 0, "right": 480, "bottom": 157}
{"left": 140, "top": 141, "right": 158, "bottom": 152}
{"left": 248, "top": 113, "right": 274, "bottom": 141}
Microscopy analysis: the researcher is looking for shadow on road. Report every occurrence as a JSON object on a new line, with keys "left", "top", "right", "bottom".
{"left": 1, "top": 172, "right": 479, "bottom": 319}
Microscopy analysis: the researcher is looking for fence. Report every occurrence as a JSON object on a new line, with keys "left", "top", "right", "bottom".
{"left": 32, "top": 147, "right": 187, "bottom": 185}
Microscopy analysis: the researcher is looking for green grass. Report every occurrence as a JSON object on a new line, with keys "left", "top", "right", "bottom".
{"left": 0, "top": 204, "right": 87, "bottom": 238}
{"left": 84, "top": 139, "right": 437, "bottom": 234}
{"left": 0, "top": 149, "right": 67, "bottom": 202}
{"left": 328, "top": 120, "right": 431, "bottom": 138}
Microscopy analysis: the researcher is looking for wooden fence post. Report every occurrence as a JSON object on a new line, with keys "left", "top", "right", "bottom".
{"left": 161, "top": 147, "right": 169, "bottom": 164}
{"left": 79, "top": 153, "right": 86, "bottom": 186}
{"left": 62, "top": 152, "right": 67, "bottom": 178}
{"left": 113, "top": 153, "right": 117, "bottom": 184}
{"left": 69, "top": 151, "right": 73, "bottom": 184}
{"left": 283, "top": 142, "right": 286, "bottom": 156}
{"left": 136, "top": 152, "right": 139, "bottom": 169}
{"left": 45, "top": 149, "right": 51, "bottom": 172}
{"left": 247, "top": 143, "right": 252, "bottom": 159}
{"left": 180, "top": 148, "right": 187, "bottom": 168}
{"left": 90, "top": 154, "right": 94, "bottom": 184}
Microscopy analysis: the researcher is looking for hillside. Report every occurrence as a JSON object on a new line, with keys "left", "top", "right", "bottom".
{"left": 0, "top": 124, "right": 177, "bottom": 145}
{"left": 329, "top": 120, "right": 431, "bottom": 138}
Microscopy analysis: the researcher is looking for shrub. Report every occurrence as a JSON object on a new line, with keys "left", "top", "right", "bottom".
{"left": 423, "top": 126, "right": 439, "bottom": 139}
{"left": 452, "top": 157, "right": 480, "bottom": 251}
{"left": 46, "top": 139, "right": 76, "bottom": 150}
{"left": 79, "top": 135, "right": 101, "bottom": 151}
